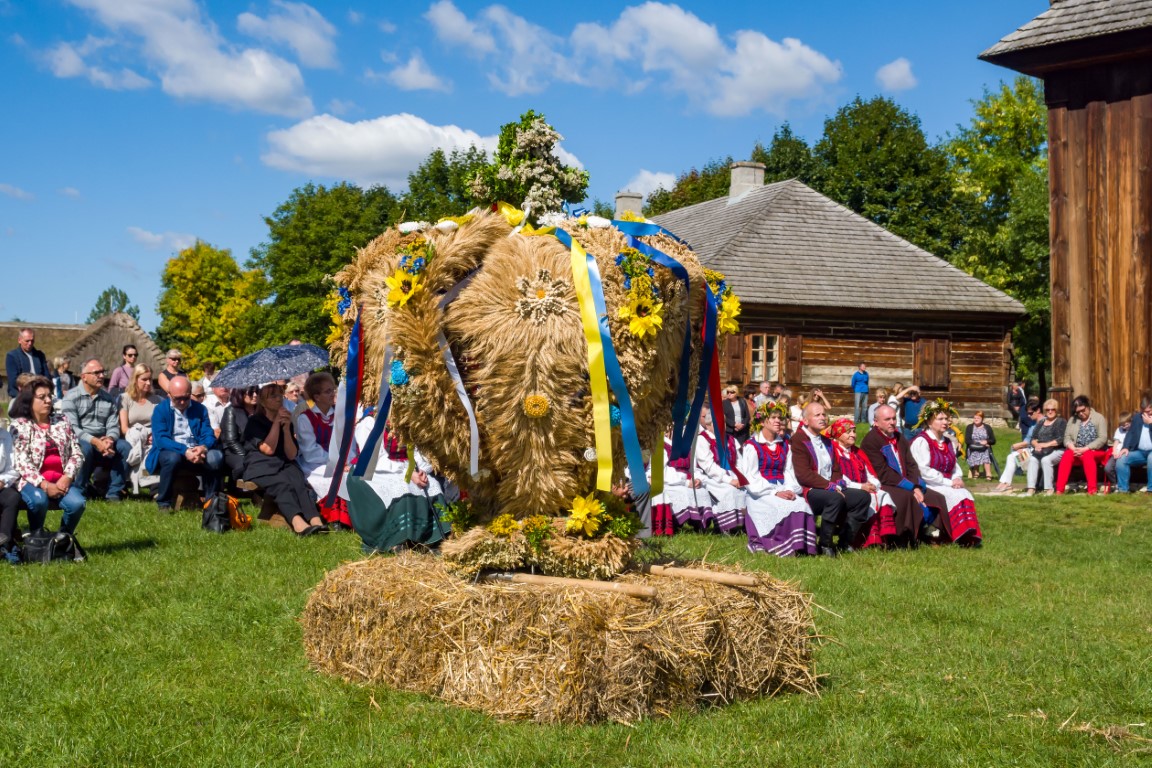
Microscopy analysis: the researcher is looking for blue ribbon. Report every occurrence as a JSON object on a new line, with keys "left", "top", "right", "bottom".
{"left": 563, "top": 202, "right": 589, "bottom": 218}
{"left": 554, "top": 228, "right": 649, "bottom": 495}
{"left": 352, "top": 343, "right": 393, "bottom": 479}
{"left": 624, "top": 235, "right": 693, "bottom": 461}
{"left": 326, "top": 308, "right": 363, "bottom": 504}
{"left": 611, "top": 219, "right": 688, "bottom": 246}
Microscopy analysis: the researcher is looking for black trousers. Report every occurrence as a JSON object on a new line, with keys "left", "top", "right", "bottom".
{"left": 0, "top": 486, "right": 20, "bottom": 541}
{"left": 807, "top": 487, "right": 872, "bottom": 547}
{"left": 255, "top": 464, "right": 317, "bottom": 524}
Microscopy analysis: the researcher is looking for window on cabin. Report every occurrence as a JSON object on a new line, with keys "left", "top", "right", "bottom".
{"left": 747, "top": 333, "right": 779, "bottom": 384}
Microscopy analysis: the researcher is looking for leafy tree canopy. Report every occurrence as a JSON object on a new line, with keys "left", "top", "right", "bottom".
{"left": 155, "top": 240, "right": 267, "bottom": 374}
{"left": 87, "top": 285, "right": 140, "bottom": 323}
{"left": 645, "top": 157, "right": 733, "bottom": 216}
{"left": 247, "top": 182, "right": 396, "bottom": 347}
{"left": 752, "top": 123, "right": 819, "bottom": 186}
{"left": 397, "top": 145, "right": 489, "bottom": 222}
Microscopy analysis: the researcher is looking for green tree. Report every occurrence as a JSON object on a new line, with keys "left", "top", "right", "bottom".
{"left": 87, "top": 285, "right": 140, "bottom": 322}
{"left": 397, "top": 146, "right": 489, "bottom": 222}
{"left": 155, "top": 241, "right": 267, "bottom": 373}
{"left": 752, "top": 123, "right": 820, "bottom": 185}
{"left": 644, "top": 156, "right": 733, "bottom": 216}
{"left": 248, "top": 182, "right": 396, "bottom": 347}
{"left": 813, "top": 96, "right": 963, "bottom": 256}
{"left": 469, "top": 110, "right": 589, "bottom": 220}
{"left": 947, "top": 77, "right": 1050, "bottom": 389}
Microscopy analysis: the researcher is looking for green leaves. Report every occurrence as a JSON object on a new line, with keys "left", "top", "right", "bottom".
{"left": 87, "top": 285, "right": 140, "bottom": 323}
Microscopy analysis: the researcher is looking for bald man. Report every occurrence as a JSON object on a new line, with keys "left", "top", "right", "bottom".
{"left": 860, "top": 404, "right": 946, "bottom": 544}
{"left": 145, "top": 375, "right": 222, "bottom": 511}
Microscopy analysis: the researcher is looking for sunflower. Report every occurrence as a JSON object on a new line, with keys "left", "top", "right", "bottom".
{"left": 522, "top": 392, "right": 551, "bottom": 418}
{"left": 565, "top": 492, "right": 605, "bottom": 537}
{"left": 384, "top": 268, "right": 422, "bottom": 308}
{"left": 717, "top": 292, "right": 741, "bottom": 335}
{"left": 618, "top": 294, "right": 664, "bottom": 339}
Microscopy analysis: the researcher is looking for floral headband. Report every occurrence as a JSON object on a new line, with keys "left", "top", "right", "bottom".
{"left": 825, "top": 417, "right": 855, "bottom": 440}
{"left": 915, "top": 397, "right": 958, "bottom": 429}
{"left": 752, "top": 401, "right": 788, "bottom": 429}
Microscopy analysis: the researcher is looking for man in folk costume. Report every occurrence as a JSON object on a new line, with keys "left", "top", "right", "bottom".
{"left": 790, "top": 402, "right": 872, "bottom": 556}
{"left": 826, "top": 416, "right": 898, "bottom": 549}
{"left": 909, "top": 399, "right": 983, "bottom": 547}
{"left": 693, "top": 410, "right": 747, "bottom": 533}
{"left": 650, "top": 431, "right": 711, "bottom": 535}
{"left": 738, "top": 401, "right": 816, "bottom": 556}
{"left": 860, "top": 404, "right": 941, "bottom": 545}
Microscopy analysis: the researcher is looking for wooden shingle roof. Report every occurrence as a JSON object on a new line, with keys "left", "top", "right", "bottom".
{"left": 980, "top": 0, "right": 1152, "bottom": 71}
{"left": 651, "top": 180, "right": 1025, "bottom": 317}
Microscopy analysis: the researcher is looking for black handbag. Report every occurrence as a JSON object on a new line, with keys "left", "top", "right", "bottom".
{"left": 21, "top": 528, "right": 79, "bottom": 563}
{"left": 201, "top": 493, "right": 232, "bottom": 533}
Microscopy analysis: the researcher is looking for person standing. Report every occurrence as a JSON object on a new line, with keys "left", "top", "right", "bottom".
{"left": 1007, "top": 381, "right": 1026, "bottom": 426}
{"left": 59, "top": 358, "right": 131, "bottom": 501}
{"left": 5, "top": 328, "right": 50, "bottom": 397}
{"left": 722, "top": 385, "right": 751, "bottom": 444}
{"left": 851, "top": 363, "right": 870, "bottom": 424}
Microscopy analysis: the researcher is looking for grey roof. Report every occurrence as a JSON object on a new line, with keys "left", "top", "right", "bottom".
{"left": 651, "top": 180, "right": 1025, "bottom": 316}
{"left": 60, "top": 312, "right": 165, "bottom": 375}
{"left": 981, "top": 0, "right": 1152, "bottom": 60}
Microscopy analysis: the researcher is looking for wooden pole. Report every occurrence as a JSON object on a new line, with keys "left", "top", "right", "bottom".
{"left": 482, "top": 572, "right": 657, "bottom": 599}
{"left": 641, "top": 564, "right": 758, "bottom": 587}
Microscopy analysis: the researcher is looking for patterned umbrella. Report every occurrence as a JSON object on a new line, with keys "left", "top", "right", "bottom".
{"left": 212, "top": 343, "right": 329, "bottom": 389}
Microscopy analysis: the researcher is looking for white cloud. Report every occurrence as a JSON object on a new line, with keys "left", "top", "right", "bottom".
{"left": 44, "top": 36, "right": 150, "bottom": 90}
{"left": 347, "top": 10, "right": 362, "bottom": 25}
{"left": 623, "top": 170, "right": 675, "bottom": 198}
{"left": 428, "top": 2, "right": 840, "bottom": 114}
{"left": 237, "top": 1, "right": 337, "bottom": 69}
{"left": 58, "top": 0, "right": 312, "bottom": 116}
{"left": 385, "top": 53, "right": 450, "bottom": 92}
{"left": 0, "top": 183, "right": 33, "bottom": 200}
{"left": 378, "top": 19, "right": 396, "bottom": 33}
{"left": 59, "top": 187, "right": 82, "bottom": 198}
{"left": 876, "top": 57, "right": 917, "bottom": 92}
{"left": 326, "top": 97, "right": 357, "bottom": 115}
{"left": 262, "top": 113, "right": 495, "bottom": 187}
{"left": 425, "top": 0, "right": 495, "bottom": 54}
{"left": 127, "top": 226, "right": 196, "bottom": 251}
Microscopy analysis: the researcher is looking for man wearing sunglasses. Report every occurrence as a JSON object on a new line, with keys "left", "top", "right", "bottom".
{"left": 59, "top": 357, "right": 131, "bottom": 501}
{"left": 146, "top": 375, "right": 222, "bottom": 511}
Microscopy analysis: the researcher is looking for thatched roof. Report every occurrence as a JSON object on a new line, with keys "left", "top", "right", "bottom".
{"left": 980, "top": 0, "right": 1152, "bottom": 73}
{"left": 0, "top": 321, "right": 87, "bottom": 364}
{"left": 651, "top": 179, "right": 1024, "bottom": 317}
{"left": 60, "top": 313, "right": 165, "bottom": 374}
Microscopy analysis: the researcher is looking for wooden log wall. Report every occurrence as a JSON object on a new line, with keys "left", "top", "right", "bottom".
{"left": 722, "top": 307, "right": 1016, "bottom": 417}
{"left": 1046, "top": 57, "right": 1152, "bottom": 426}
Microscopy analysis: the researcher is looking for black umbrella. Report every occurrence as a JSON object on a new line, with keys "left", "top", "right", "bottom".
{"left": 212, "top": 343, "right": 329, "bottom": 389}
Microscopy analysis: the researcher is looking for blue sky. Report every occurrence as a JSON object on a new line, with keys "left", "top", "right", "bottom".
{"left": 0, "top": 0, "right": 1042, "bottom": 332}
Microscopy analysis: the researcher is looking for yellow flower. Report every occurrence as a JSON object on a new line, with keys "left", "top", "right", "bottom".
{"left": 488, "top": 513, "right": 520, "bottom": 538}
{"left": 619, "top": 294, "right": 664, "bottom": 339}
{"left": 323, "top": 292, "right": 343, "bottom": 346}
{"left": 618, "top": 210, "right": 648, "bottom": 223}
{"left": 566, "top": 493, "right": 605, "bottom": 537}
{"left": 385, "top": 268, "right": 422, "bottom": 308}
{"left": 717, "top": 292, "right": 741, "bottom": 335}
{"left": 522, "top": 392, "right": 551, "bottom": 418}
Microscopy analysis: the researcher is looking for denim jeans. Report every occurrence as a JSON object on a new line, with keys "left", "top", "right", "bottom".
{"left": 1116, "top": 449, "right": 1152, "bottom": 492}
{"left": 854, "top": 392, "right": 868, "bottom": 423}
{"left": 153, "top": 448, "right": 224, "bottom": 507}
{"left": 20, "top": 483, "right": 86, "bottom": 534}
{"left": 76, "top": 438, "right": 132, "bottom": 499}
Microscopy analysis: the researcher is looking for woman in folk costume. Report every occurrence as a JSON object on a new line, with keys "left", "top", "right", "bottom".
{"left": 737, "top": 402, "right": 816, "bottom": 556}
{"left": 827, "top": 417, "right": 898, "bottom": 549}
{"left": 294, "top": 372, "right": 352, "bottom": 530}
{"left": 693, "top": 409, "right": 748, "bottom": 533}
{"left": 650, "top": 431, "right": 712, "bottom": 535}
{"left": 909, "top": 399, "right": 983, "bottom": 547}
{"left": 344, "top": 410, "right": 447, "bottom": 550}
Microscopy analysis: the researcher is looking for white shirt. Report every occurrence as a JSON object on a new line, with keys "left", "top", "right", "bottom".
{"left": 803, "top": 427, "right": 833, "bottom": 480}
{"left": 203, "top": 394, "right": 226, "bottom": 431}
{"left": 172, "top": 407, "right": 193, "bottom": 447}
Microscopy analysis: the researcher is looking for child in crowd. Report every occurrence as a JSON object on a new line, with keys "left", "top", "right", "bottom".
{"left": 1102, "top": 411, "right": 1132, "bottom": 494}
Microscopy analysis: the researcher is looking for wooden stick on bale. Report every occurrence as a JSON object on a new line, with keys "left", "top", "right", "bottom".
{"left": 639, "top": 564, "right": 758, "bottom": 587}
{"left": 482, "top": 571, "right": 658, "bottom": 599}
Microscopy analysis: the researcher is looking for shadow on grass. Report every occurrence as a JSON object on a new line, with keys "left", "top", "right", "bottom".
{"left": 86, "top": 538, "right": 159, "bottom": 556}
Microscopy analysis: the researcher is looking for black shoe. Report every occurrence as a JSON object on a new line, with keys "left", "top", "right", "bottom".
{"left": 295, "top": 524, "right": 326, "bottom": 537}
{"left": 72, "top": 538, "right": 87, "bottom": 563}
{"left": 839, "top": 545, "right": 856, "bottom": 555}
{"left": 819, "top": 546, "right": 839, "bottom": 558}
{"left": 326, "top": 521, "right": 353, "bottom": 532}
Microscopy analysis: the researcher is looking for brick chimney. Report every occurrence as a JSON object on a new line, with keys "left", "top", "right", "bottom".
{"left": 729, "top": 161, "right": 766, "bottom": 198}
{"left": 614, "top": 191, "right": 643, "bottom": 219}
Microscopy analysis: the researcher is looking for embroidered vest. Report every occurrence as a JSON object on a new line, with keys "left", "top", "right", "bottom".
{"left": 752, "top": 440, "right": 788, "bottom": 482}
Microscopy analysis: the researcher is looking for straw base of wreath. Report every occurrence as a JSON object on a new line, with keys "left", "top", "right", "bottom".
{"left": 440, "top": 524, "right": 642, "bottom": 580}
{"left": 301, "top": 552, "right": 818, "bottom": 724}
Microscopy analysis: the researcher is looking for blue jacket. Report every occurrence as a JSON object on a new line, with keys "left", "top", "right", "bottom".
{"left": 146, "top": 398, "right": 217, "bottom": 473}
{"left": 851, "top": 370, "right": 869, "bottom": 394}
{"left": 1122, "top": 417, "right": 1152, "bottom": 453}
{"left": 6, "top": 346, "right": 50, "bottom": 397}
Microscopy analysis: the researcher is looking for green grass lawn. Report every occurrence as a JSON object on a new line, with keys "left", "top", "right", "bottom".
{"left": 3, "top": 486, "right": 1150, "bottom": 767}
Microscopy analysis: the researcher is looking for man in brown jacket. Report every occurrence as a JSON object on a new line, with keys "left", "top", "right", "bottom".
{"left": 790, "top": 402, "right": 872, "bottom": 556}
{"left": 860, "top": 405, "right": 945, "bottom": 544}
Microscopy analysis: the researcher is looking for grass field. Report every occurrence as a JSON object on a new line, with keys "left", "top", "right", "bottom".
{"left": 3, "top": 431, "right": 1151, "bottom": 767}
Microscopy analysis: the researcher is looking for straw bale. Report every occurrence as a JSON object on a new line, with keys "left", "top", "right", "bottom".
{"left": 301, "top": 553, "right": 818, "bottom": 724}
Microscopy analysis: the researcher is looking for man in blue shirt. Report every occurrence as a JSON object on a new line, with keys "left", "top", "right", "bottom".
{"left": 850, "top": 362, "right": 870, "bottom": 423}
{"left": 146, "top": 376, "right": 223, "bottom": 511}
{"left": 1116, "top": 394, "right": 1152, "bottom": 493}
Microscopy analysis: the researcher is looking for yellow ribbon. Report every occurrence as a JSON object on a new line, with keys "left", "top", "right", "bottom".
{"left": 495, "top": 201, "right": 525, "bottom": 227}
{"left": 567, "top": 237, "right": 613, "bottom": 491}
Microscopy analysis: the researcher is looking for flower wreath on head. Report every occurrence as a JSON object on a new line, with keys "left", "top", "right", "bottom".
{"left": 915, "top": 397, "right": 959, "bottom": 430}
{"left": 825, "top": 417, "right": 856, "bottom": 441}
{"left": 752, "top": 400, "right": 789, "bottom": 430}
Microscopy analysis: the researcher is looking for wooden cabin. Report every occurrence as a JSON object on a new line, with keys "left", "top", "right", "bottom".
{"left": 981, "top": 0, "right": 1152, "bottom": 425}
{"left": 635, "top": 164, "right": 1025, "bottom": 416}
